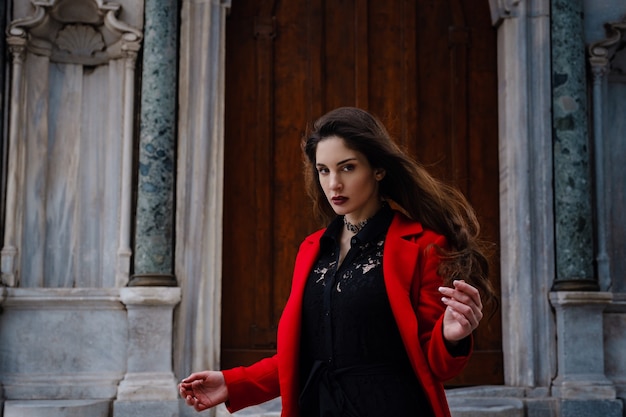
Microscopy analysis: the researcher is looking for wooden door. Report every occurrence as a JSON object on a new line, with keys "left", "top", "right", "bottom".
{"left": 222, "top": 0, "right": 502, "bottom": 386}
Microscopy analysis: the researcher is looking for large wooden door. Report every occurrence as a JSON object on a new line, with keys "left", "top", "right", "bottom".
{"left": 222, "top": 0, "right": 502, "bottom": 386}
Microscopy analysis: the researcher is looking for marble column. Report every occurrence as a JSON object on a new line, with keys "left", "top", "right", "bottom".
{"left": 550, "top": 0, "right": 597, "bottom": 291}
{"left": 1, "top": 37, "right": 26, "bottom": 288}
{"left": 587, "top": 19, "right": 626, "bottom": 292}
{"left": 131, "top": 0, "right": 179, "bottom": 287}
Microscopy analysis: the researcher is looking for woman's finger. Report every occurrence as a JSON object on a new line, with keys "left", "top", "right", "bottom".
{"left": 442, "top": 297, "right": 481, "bottom": 329}
{"left": 453, "top": 280, "right": 483, "bottom": 309}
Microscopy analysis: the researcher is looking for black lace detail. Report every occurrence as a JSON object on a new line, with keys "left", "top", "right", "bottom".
{"left": 300, "top": 205, "right": 434, "bottom": 417}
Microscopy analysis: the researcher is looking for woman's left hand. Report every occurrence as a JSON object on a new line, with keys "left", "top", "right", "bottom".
{"left": 438, "top": 280, "right": 483, "bottom": 344}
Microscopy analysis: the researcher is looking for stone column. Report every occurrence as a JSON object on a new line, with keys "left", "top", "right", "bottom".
{"left": 587, "top": 20, "right": 626, "bottom": 292}
{"left": 550, "top": 0, "right": 597, "bottom": 291}
{"left": 1, "top": 36, "right": 26, "bottom": 288}
{"left": 114, "top": 287, "right": 181, "bottom": 417}
{"left": 549, "top": 5, "right": 621, "bottom": 415}
{"left": 130, "top": 0, "right": 179, "bottom": 287}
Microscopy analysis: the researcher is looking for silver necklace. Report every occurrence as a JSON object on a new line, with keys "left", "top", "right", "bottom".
{"left": 343, "top": 216, "right": 369, "bottom": 234}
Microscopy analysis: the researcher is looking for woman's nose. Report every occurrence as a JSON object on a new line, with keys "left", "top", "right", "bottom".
{"left": 329, "top": 173, "right": 342, "bottom": 190}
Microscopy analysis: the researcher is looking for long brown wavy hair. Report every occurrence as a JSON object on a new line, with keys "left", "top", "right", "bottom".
{"left": 302, "top": 107, "right": 497, "bottom": 309}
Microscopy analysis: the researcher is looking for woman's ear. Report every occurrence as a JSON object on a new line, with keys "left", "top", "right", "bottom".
{"left": 375, "top": 169, "right": 386, "bottom": 181}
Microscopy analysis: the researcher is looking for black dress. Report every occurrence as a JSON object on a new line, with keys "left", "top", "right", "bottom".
{"left": 299, "top": 204, "right": 434, "bottom": 417}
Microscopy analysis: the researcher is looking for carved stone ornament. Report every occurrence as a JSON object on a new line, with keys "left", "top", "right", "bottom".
{"left": 488, "top": 0, "right": 522, "bottom": 26}
{"left": 589, "top": 19, "right": 626, "bottom": 82}
{"left": 6, "top": 0, "right": 143, "bottom": 66}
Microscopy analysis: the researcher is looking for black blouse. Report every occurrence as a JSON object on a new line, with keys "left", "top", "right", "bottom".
{"left": 299, "top": 204, "right": 434, "bottom": 417}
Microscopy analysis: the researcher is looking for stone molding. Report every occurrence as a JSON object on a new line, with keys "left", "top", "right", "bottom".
{"left": 488, "top": 0, "right": 522, "bottom": 26}
{"left": 588, "top": 19, "right": 626, "bottom": 77}
{"left": 1, "top": 287, "right": 123, "bottom": 309}
{"left": 120, "top": 286, "right": 182, "bottom": 306}
{"left": 6, "top": 0, "right": 142, "bottom": 65}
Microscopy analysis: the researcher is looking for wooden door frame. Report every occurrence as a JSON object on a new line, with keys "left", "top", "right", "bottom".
{"left": 173, "top": 0, "right": 558, "bottom": 393}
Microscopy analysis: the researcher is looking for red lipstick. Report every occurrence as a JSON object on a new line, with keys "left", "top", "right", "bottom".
{"left": 331, "top": 196, "right": 347, "bottom": 205}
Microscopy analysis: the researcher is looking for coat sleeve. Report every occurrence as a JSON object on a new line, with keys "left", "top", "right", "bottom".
{"left": 222, "top": 355, "right": 280, "bottom": 413}
{"left": 221, "top": 231, "right": 323, "bottom": 415}
{"left": 412, "top": 232, "right": 472, "bottom": 381}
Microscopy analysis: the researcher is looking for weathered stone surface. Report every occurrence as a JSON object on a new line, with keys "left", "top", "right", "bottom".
{"left": 113, "top": 400, "right": 178, "bottom": 417}
{"left": 4, "top": 400, "right": 109, "bottom": 417}
{"left": 448, "top": 397, "right": 524, "bottom": 417}
{"left": 0, "top": 289, "right": 126, "bottom": 399}
{"left": 558, "top": 399, "right": 623, "bottom": 417}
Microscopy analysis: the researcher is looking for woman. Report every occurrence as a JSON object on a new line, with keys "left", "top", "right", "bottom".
{"left": 179, "top": 107, "right": 496, "bottom": 417}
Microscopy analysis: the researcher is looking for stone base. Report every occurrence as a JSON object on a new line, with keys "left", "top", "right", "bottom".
{"left": 113, "top": 400, "right": 178, "bottom": 417}
{"left": 558, "top": 399, "right": 623, "bottom": 417}
{"left": 447, "top": 397, "right": 524, "bottom": 417}
{"left": 214, "top": 399, "right": 281, "bottom": 417}
{"left": 524, "top": 397, "right": 558, "bottom": 417}
{"left": 212, "top": 395, "right": 528, "bottom": 417}
{"left": 3, "top": 400, "right": 109, "bottom": 417}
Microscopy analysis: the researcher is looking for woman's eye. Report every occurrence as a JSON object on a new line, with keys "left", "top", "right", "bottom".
{"left": 317, "top": 167, "right": 329, "bottom": 175}
{"left": 342, "top": 164, "right": 354, "bottom": 172}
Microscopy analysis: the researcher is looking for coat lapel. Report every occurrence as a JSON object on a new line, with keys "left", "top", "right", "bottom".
{"left": 383, "top": 213, "right": 423, "bottom": 295}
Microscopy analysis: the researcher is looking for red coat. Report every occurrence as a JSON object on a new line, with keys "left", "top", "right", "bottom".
{"left": 223, "top": 211, "right": 471, "bottom": 417}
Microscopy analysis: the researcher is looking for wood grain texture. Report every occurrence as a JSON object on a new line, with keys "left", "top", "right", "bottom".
{"left": 222, "top": 0, "right": 502, "bottom": 386}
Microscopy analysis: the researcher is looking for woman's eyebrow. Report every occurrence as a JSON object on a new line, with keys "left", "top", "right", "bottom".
{"left": 316, "top": 157, "right": 357, "bottom": 168}
{"left": 336, "top": 157, "right": 357, "bottom": 166}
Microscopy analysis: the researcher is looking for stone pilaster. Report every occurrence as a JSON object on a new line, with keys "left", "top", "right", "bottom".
{"left": 173, "top": 0, "right": 229, "bottom": 388}
{"left": 131, "top": 0, "right": 179, "bottom": 287}
{"left": 550, "top": 0, "right": 597, "bottom": 291}
{"left": 0, "top": 1, "right": 5, "bottom": 203}
{"left": 495, "top": 0, "right": 557, "bottom": 390}
{"left": 114, "top": 287, "right": 181, "bottom": 417}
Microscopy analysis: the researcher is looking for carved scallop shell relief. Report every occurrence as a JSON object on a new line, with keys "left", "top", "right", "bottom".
{"left": 56, "top": 24, "right": 105, "bottom": 57}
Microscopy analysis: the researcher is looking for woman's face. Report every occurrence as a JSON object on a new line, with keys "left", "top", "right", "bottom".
{"left": 315, "top": 135, "right": 384, "bottom": 222}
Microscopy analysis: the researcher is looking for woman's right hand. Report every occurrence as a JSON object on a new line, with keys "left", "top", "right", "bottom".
{"left": 178, "top": 370, "right": 229, "bottom": 412}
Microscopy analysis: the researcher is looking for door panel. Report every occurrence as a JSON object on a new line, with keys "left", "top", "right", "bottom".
{"left": 223, "top": 0, "right": 502, "bottom": 386}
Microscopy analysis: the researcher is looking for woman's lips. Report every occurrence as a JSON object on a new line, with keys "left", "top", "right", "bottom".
{"left": 331, "top": 196, "right": 348, "bottom": 205}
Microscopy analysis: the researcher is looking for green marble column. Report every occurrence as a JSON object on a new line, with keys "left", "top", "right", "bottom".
{"left": 130, "top": 0, "right": 179, "bottom": 287}
{"left": 550, "top": 0, "right": 597, "bottom": 291}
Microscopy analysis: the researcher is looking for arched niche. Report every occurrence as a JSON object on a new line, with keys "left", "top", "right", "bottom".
{"left": 1, "top": 0, "right": 142, "bottom": 288}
